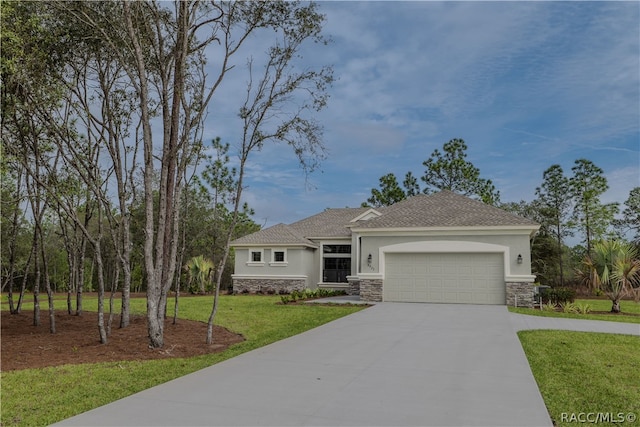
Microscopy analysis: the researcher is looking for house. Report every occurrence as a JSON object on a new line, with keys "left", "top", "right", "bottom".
{"left": 231, "top": 190, "right": 540, "bottom": 307}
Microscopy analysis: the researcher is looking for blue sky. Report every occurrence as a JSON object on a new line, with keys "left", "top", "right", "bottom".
{"left": 205, "top": 1, "right": 639, "bottom": 228}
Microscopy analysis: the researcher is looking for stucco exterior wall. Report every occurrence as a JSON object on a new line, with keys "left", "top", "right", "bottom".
{"left": 302, "top": 247, "right": 318, "bottom": 289}
{"left": 232, "top": 246, "right": 319, "bottom": 292}
{"left": 358, "top": 233, "right": 533, "bottom": 279}
{"left": 234, "top": 247, "right": 309, "bottom": 277}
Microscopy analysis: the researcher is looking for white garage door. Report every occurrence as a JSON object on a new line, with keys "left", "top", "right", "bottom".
{"left": 384, "top": 253, "right": 505, "bottom": 304}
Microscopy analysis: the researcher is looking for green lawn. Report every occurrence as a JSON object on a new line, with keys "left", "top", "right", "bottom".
{"left": 1, "top": 295, "right": 367, "bottom": 427}
{"left": 4, "top": 295, "right": 639, "bottom": 427}
{"left": 519, "top": 330, "right": 640, "bottom": 427}
{"left": 509, "top": 298, "right": 640, "bottom": 324}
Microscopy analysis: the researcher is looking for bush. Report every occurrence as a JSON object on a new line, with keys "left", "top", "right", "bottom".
{"left": 278, "top": 288, "right": 347, "bottom": 304}
{"left": 575, "top": 303, "right": 592, "bottom": 314}
{"left": 560, "top": 302, "right": 578, "bottom": 313}
{"left": 541, "top": 287, "right": 576, "bottom": 305}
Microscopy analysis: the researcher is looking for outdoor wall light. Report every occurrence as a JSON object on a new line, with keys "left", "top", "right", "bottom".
{"left": 367, "top": 253, "right": 373, "bottom": 266}
{"left": 517, "top": 254, "right": 523, "bottom": 264}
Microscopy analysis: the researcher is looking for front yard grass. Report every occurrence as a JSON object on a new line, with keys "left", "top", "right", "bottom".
{"left": 1, "top": 295, "right": 366, "bottom": 427}
{"left": 509, "top": 298, "right": 640, "bottom": 324}
{"left": 519, "top": 330, "right": 640, "bottom": 427}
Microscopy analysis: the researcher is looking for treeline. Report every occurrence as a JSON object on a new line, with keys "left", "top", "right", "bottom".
{"left": 1, "top": 1, "right": 333, "bottom": 347}
{"left": 1, "top": 171, "right": 259, "bottom": 294}
{"left": 363, "top": 138, "right": 640, "bottom": 288}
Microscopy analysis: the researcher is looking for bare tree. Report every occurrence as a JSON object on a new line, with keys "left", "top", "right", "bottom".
{"left": 206, "top": 3, "right": 333, "bottom": 344}
{"left": 58, "top": 1, "right": 333, "bottom": 348}
{"left": 1, "top": 160, "right": 27, "bottom": 314}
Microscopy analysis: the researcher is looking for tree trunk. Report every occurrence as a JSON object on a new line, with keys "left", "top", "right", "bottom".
{"left": 611, "top": 300, "right": 621, "bottom": 313}
{"left": 206, "top": 272, "right": 221, "bottom": 345}
{"left": 66, "top": 249, "right": 74, "bottom": 315}
{"left": 5, "top": 167, "right": 24, "bottom": 314}
{"left": 40, "top": 232, "right": 56, "bottom": 334}
{"left": 33, "top": 272, "right": 41, "bottom": 326}
{"left": 207, "top": 158, "right": 247, "bottom": 344}
{"left": 173, "top": 281, "right": 180, "bottom": 325}
{"left": 76, "top": 242, "right": 86, "bottom": 316}
{"left": 15, "top": 246, "right": 34, "bottom": 314}
{"left": 108, "top": 267, "right": 119, "bottom": 336}
{"left": 556, "top": 222, "right": 564, "bottom": 287}
{"left": 32, "top": 230, "right": 41, "bottom": 327}
{"left": 94, "top": 243, "right": 108, "bottom": 344}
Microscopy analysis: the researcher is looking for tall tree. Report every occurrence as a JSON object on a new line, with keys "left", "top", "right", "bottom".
{"left": 570, "top": 159, "right": 619, "bottom": 255}
{"left": 0, "top": 153, "right": 30, "bottom": 313}
{"left": 421, "top": 138, "right": 500, "bottom": 205}
{"left": 1, "top": 0, "right": 73, "bottom": 331}
{"left": 619, "top": 187, "right": 640, "bottom": 243}
{"left": 66, "top": 1, "right": 333, "bottom": 348}
{"left": 206, "top": 1, "right": 333, "bottom": 345}
{"left": 364, "top": 173, "right": 406, "bottom": 207}
{"left": 403, "top": 172, "right": 420, "bottom": 197}
{"left": 535, "top": 165, "right": 573, "bottom": 286}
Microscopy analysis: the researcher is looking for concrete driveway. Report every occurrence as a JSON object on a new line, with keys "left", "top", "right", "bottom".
{"left": 56, "top": 303, "right": 552, "bottom": 426}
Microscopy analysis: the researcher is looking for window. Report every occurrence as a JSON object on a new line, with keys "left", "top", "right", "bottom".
{"left": 247, "top": 249, "right": 264, "bottom": 265}
{"left": 270, "top": 249, "right": 287, "bottom": 265}
{"left": 322, "top": 244, "right": 351, "bottom": 283}
{"left": 323, "top": 244, "right": 351, "bottom": 254}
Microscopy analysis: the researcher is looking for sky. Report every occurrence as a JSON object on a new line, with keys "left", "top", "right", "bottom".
{"left": 204, "top": 1, "right": 640, "bottom": 229}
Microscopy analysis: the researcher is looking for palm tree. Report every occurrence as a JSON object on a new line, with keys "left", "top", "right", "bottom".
{"left": 584, "top": 240, "right": 640, "bottom": 312}
{"left": 185, "top": 255, "right": 214, "bottom": 294}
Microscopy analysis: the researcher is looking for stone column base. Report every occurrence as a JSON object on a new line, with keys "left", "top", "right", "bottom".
{"left": 506, "top": 282, "right": 534, "bottom": 308}
{"left": 360, "top": 279, "right": 383, "bottom": 302}
{"left": 347, "top": 279, "right": 361, "bottom": 296}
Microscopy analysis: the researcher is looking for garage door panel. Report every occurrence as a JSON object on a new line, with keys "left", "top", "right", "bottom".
{"left": 384, "top": 253, "right": 504, "bottom": 304}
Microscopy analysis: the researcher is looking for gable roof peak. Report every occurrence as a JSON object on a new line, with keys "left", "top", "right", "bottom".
{"left": 350, "top": 208, "right": 383, "bottom": 223}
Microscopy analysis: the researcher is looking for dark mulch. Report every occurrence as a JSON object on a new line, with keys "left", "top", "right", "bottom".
{"left": 1, "top": 309, "right": 244, "bottom": 372}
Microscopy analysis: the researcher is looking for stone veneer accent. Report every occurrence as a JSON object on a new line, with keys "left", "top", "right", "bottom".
{"left": 360, "top": 279, "right": 383, "bottom": 302}
{"left": 506, "top": 282, "right": 534, "bottom": 308}
{"left": 347, "top": 279, "right": 360, "bottom": 296}
{"left": 233, "top": 278, "right": 305, "bottom": 295}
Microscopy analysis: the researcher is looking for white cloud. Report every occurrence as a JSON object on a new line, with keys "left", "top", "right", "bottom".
{"left": 195, "top": 1, "right": 638, "bottom": 228}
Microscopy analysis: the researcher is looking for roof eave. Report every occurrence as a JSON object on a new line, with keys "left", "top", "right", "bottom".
{"left": 231, "top": 242, "right": 319, "bottom": 249}
{"left": 351, "top": 225, "right": 540, "bottom": 234}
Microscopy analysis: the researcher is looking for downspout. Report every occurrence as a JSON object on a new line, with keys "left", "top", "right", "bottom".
{"left": 358, "top": 236, "right": 362, "bottom": 275}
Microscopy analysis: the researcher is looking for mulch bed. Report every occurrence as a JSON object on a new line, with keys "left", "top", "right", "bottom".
{"left": 1, "top": 310, "right": 244, "bottom": 372}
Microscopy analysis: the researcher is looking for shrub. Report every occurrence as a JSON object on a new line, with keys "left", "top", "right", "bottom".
{"left": 560, "top": 302, "right": 578, "bottom": 313}
{"left": 277, "top": 288, "right": 347, "bottom": 304}
{"left": 541, "top": 287, "right": 576, "bottom": 305}
{"left": 575, "top": 303, "right": 592, "bottom": 314}
{"left": 542, "top": 302, "right": 557, "bottom": 312}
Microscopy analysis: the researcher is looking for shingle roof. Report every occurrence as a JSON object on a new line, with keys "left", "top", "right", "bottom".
{"left": 352, "top": 190, "right": 539, "bottom": 229}
{"left": 288, "top": 207, "right": 372, "bottom": 238}
{"left": 231, "top": 191, "right": 538, "bottom": 246}
{"left": 231, "top": 207, "right": 373, "bottom": 245}
{"left": 231, "top": 223, "right": 317, "bottom": 246}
